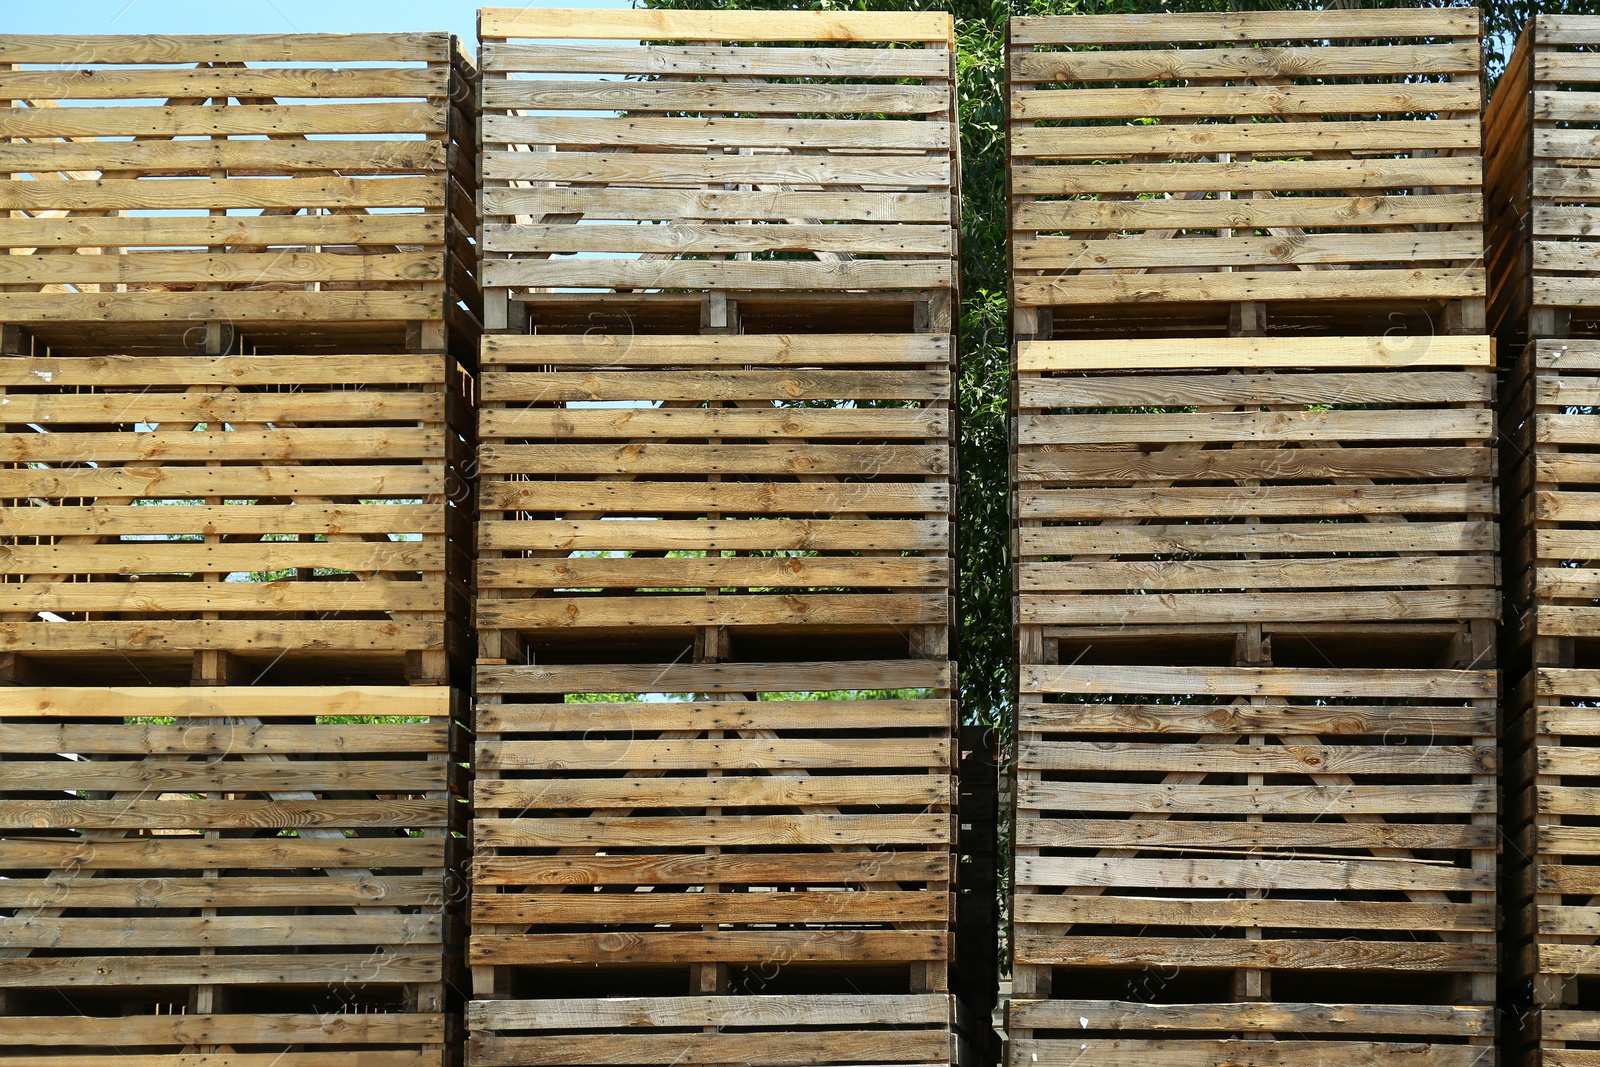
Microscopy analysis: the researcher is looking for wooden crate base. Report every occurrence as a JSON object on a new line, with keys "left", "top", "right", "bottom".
{"left": 0, "top": 679, "right": 466, "bottom": 1061}
{"left": 466, "top": 992, "right": 956, "bottom": 1067}
{"left": 470, "top": 652, "right": 955, "bottom": 984}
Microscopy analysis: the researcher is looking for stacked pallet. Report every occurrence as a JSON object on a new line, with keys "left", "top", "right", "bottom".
{"left": 0, "top": 33, "right": 479, "bottom": 1066}
{"left": 1008, "top": 10, "right": 1499, "bottom": 1067}
{"left": 1490, "top": 18, "right": 1600, "bottom": 1067}
{"left": 471, "top": 9, "right": 965, "bottom": 1067}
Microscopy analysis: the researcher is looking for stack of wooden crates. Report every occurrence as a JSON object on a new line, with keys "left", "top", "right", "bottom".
{"left": 0, "top": 34, "right": 479, "bottom": 1065}
{"left": 1008, "top": 9, "right": 1500, "bottom": 1066}
{"left": 467, "top": 9, "right": 966, "bottom": 1067}
{"left": 1491, "top": 16, "right": 1600, "bottom": 1067}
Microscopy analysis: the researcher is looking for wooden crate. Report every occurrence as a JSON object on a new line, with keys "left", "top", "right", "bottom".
{"left": 0, "top": 33, "right": 480, "bottom": 354}
{"left": 1009, "top": 654, "right": 1498, "bottom": 1067}
{"left": 0, "top": 683, "right": 464, "bottom": 1065}
{"left": 1487, "top": 16, "right": 1600, "bottom": 347}
{"left": 0, "top": 346, "right": 472, "bottom": 681}
{"left": 466, "top": 994, "right": 956, "bottom": 1067}
{"left": 1013, "top": 335, "right": 1499, "bottom": 630}
{"left": 470, "top": 657, "right": 955, "bottom": 989}
{"left": 1009, "top": 8, "right": 1485, "bottom": 336}
{"left": 476, "top": 7, "right": 956, "bottom": 331}
{"left": 1501, "top": 338, "right": 1600, "bottom": 1064}
{"left": 475, "top": 331, "right": 953, "bottom": 649}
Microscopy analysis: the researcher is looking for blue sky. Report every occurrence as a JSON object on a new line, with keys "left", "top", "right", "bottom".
{"left": 0, "top": 0, "right": 632, "bottom": 43}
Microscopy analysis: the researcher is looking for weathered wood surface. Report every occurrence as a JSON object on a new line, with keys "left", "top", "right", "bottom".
{"left": 0, "top": 352, "right": 468, "bottom": 661}
{"left": 476, "top": 333, "right": 953, "bottom": 635}
{"left": 0, "top": 683, "right": 459, "bottom": 1064}
{"left": 479, "top": 9, "right": 955, "bottom": 298}
{"left": 0, "top": 34, "right": 478, "bottom": 333}
{"left": 1010, "top": 9, "right": 1484, "bottom": 312}
{"left": 470, "top": 658, "right": 954, "bottom": 969}
{"left": 1013, "top": 336, "right": 1497, "bottom": 627}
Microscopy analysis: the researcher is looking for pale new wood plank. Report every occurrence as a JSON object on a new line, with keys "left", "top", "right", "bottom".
{"left": 1017, "top": 335, "right": 1491, "bottom": 372}
{"left": 479, "top": 8, "right": 953, "bottom": 43}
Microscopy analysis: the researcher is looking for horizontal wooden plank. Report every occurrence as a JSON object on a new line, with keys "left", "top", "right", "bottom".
{"left": 0, "top": 503, "right": 439, "bottom": 537}
{"left": 1023, "top": 557, "right": 1490, "bottom": 595}
{"left": 482, "top": 332, "right": 949, "bottom": 367}
{"left": 0, "top": 875, "right": 442, "bottom": 908}
{"left": 480, "top": 8, "right": 954, "bottom": 43}
{"left": 468, "top": 994, "right": 950, "bottom": 1031}
{"left": 470, "top": 929, "right": 947, "bottom": 966}
{"left": 478, "top": 659, "right": 948, "bottom": 695}
{"left": 1019, "top": 192, "right": 1481, "bottom": 232}
{"left": 0, "top": 390, "right": 437, "bottom": 425}
{"left": 481, "top": 152, "right": 949, "bottom": 190}
{"left": 1017, "top": 118, "right": 1479, "bottom": 160}
{"left": 475, "top": 774, "right": 949, "bottom": 812}
{"left": 1013, "top": 82, "right": 1479, "bottom": 121}
{"left": 1018, "top": 856, "right": 1489, "bottom": 893}
{"left": 1020, "top": 408, "right": 1491, "bottom": 445}
{"left": 1018, "top": 445, "right": 1490, "bottom": 484}
{"left": 9, "top": 760, "right": 443, "bottom": 794}
{"left": 491, "top": 41, "right": 944, "bottom": 79}
{"left": 0, "top": 353, "right": 443, "bottom": 388}
{"left": 0, "top": 619, "right": 442, "bottom": 653}
{"left": 0, "top": 914, "right": 441, "bottom": 950}
{"left": 0, "top": 541, "right": 441, "bottom": 576}
{"left": 1010, "top": 9, "right": 1478, "bottom": 45}
{"left": 1009, "top": 999, "right": 1490, "bottom": 1036}
{"left": 0, "top": 213, "right": 441, "bottom": 250}
{"left": 484, "top": 115, "right": 951, "bottom": 152}
{"left": 478, "top": 518, "right": 945, "bottom": 552}
{"left": 0, "top": 177, "right": 442, "bottom": 213}
{"left": 0, "top": 291, "right": 442, "bottom": 324}
{"left": 1015, "top": 780, "right": 1492, "bottom": 816}
{"left": 1016, "top": 231, "right": 1480, "bottom": 272}
{"left": 0, "top": 33, "right": 450, "bottom": 64}
{"left": 480, "top": 407, "right": 945, "bottom": 440}
{"left": 0, "top": 952, "right": 442, "bottom": 988}
{"left": 476, "top": 814, "right": 946, "bottom": 849}
{"left": 1011, "top": 43, "right": 1478, "bottom": 83}
{"left": 1013, "top": 896, "right": 1491, "bottom": 935}
{"left": 0, "top": 102, "right": 444, "bottom": 138}
{"left": 1021, "top": 663, "right": 1495, "bottom": 698}
{"left": 1014, "top": 935, "right": 1493, "bottom": 972}
{"left": 0, "top": 685, "right": 446, "bottom": 720}
{"left": 478, "top": 697, "right": 948, "bottom": 733}
{"left": 1019, "top": 700, "right": 1493, "bottom": 736}
{"left": 478, "top": 736, "right": 949, "bottom": 772}
{"left": 0, "top": 721, "right": 445, "bottom": 755}
{"left": 1017, "top": 268, "right": 1487, "bottom": 307}
{"left": 1015, "top": 818, "right": 1491, "bottom": 853}
{"left": 478, "top": 556, "right": 947, "bottom": 591}
{"left": 0, "top": 251, "right": 440, "bottom": 286}
{"left": 479, "top": 444, "right": 946, "bottom": 477}
{"left": 485, "top": 187, "right": 950, "bottom": 224}
{"left": 469, "top": 1031, "right": 950, "bottom": 1067}
{"left": 3, "top": 1012, "right": 443, "bottom": 1047}
{"left": 486, "top": 79, "right": 948, "bottom": 115}
{"left": 1021, "top": 484, "right": 1491, "bottom": 521}
{"left": 1020, "top": 521, "right": 1494, "bottom": 557}
{"left": 477, "top": 480, "right": 946, "bottom": 515}
{"left": 1012, "top": 159, "right": 1480, "bottom": 197}
{"left": 0, "top": 580, "right": 441, "bottom": 615}
{"left": 0, "top": 65, "right": 446, "bottom": 101}
{"left": 1017, "top": 335, "right": 1490, "bottom": 372}
{"left": 472, "top": 851, "right": 949, "bottom": 887}
{"left": 1019, "top": 590, "right": 1496, "bottom": 625}
{"left": 1021, "top": 370, "right": 1489, "bottom": 409}
{"left": 1009, "top": 1037, "right": 1483, "bottom": 1067}
{"left": 1020, "top": 740, "right": 1492, "bottom": 776}
{"left": 0, "top": 428, "right": 441, "bottom": 463}
{"left": 482, "top": 258, "right": 951, "bottom": 292}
